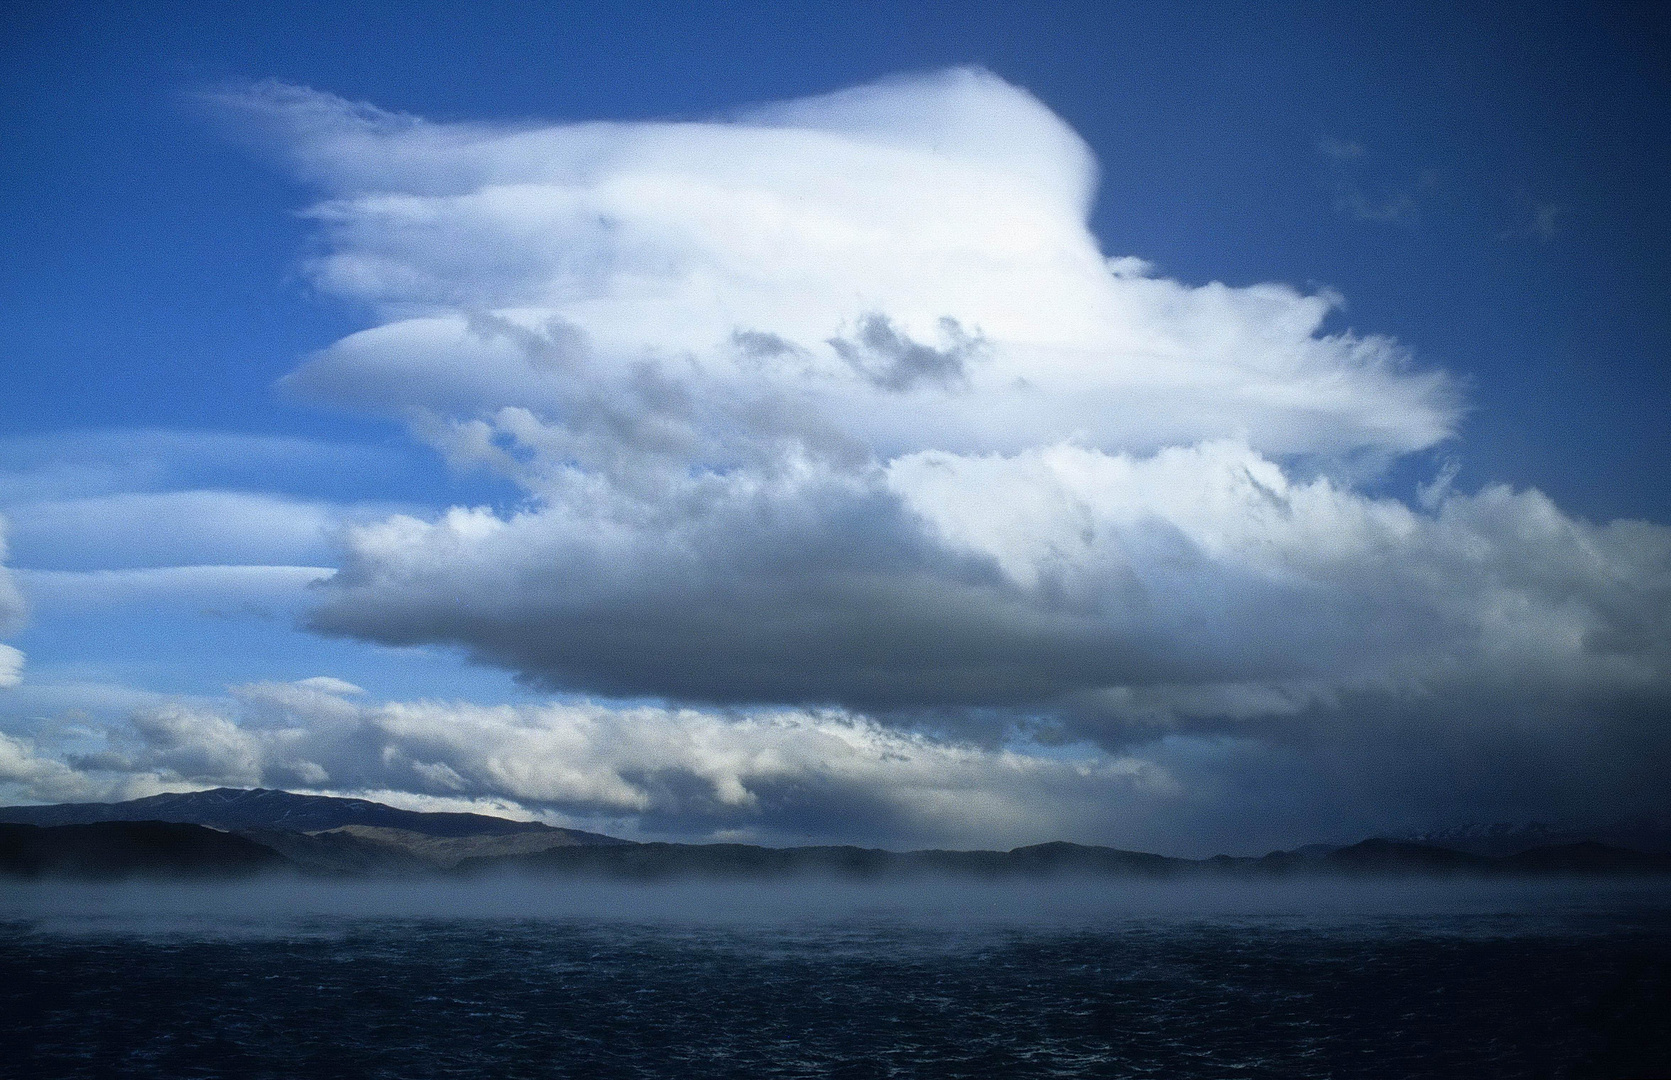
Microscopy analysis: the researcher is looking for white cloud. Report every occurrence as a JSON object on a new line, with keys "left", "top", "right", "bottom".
{"left": 0, "top": 429, "right": 405, "bottom": 504}
{"left": 888, "top": 440, "right": 1671, "bottom": 695}
{"left": 0, "top": 731, "right": 104, "bottom": 801}
{"left": 294, "top": 675, "right": 364, "bottom": 696}
{"left": 203, "top": 70, "right": 1536, "bottom": 713}
{"left": 15, "top": 565, "right": 332, "bottom": 617}
{"left": 297, "top": 436, "right": 1670, "bottom": 738}
{"left": 3, "top": 672, "right": 1665, "bottom": 853}
{"left": 0, "top": 679, "right": 192, "bottom": 725}
{"left": 1318, "top": 138, "right": 1422, "bottom": 224}
{"left": 0, "top": 436, "right": 418, "bottom": 650}
{"left": 0, "top": 515, "right": 26, "bottom": 688}
{"left": 0, "top": 515, "right": 25, "bottom": 634}
{"left": 2, "top": 490, "right": 396, "bottom": 571}
{"left": 223, "top": 69, "right": 1457, "bottom": 462}
{"left": 0, "top": 677, "right": 1170, "bottom": 847}
{"left": 62, "top": 68, "right": 1651, "bottom": 847}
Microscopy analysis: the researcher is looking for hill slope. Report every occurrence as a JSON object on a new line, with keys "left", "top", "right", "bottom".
{"left": 0, "top": 821, "right": 290, "bottom": 878}
{"left": 0, "top": 788, "right": 629, "bottom": 844}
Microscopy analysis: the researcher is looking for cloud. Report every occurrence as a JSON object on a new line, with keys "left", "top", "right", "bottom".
{"left": 0, "top": 436, "right": 407, "bottom": 625}
{"left": 1, "top": 490, "right": 382, "bottom": 571}
{"left": 15, "top": 565, "right": 333, "bottom": 618}
{"left": 2, "top": 674, "right": 1666, "bottom": 853}
{"left": 221, "top": 70, "right": 1458, "bottom": 460}
{"left": 0, "top": 731, "right": 101, "bottom": 801}
{"left": 1318, "top": 138, "right": 1421, "bottom": 224}
{"left": 0, "top": 515, "right": 25, "bottom": 688}
{"left": 0, "top": 441, "right": 399, "bottom": 623}
{"left": 207, "top": 71, "right": 1488, "bottom": 705}
{"left": 0, "top": 647, "right": 21, "bottom": 690}
{"left": 0, "top": 677, "right": 1170, "bottom": 847}
{"left": 827, "top": 314, "right": 984, "bottom": 392}
{"left": 1529, "top": 204, "right": 1561, "bottom": 241}
{"left": 157, "top": 69, "right": 1671, "bottom": 844}
{"left": 888, "top": 442, "right": 1671, "bottom": 699}
{"left": 0, "top": 517, "right": 24, "bottom": 634}
{"left": 300, "top": 439, "right": 1670, "bottom": 749}
{"left": 1500, "top": 203, "right": 1563, "bottom": 243}
{"left": 0, "top": 679, "right": 191, "bottom": 727}
{"left": 0, "top": 429, "right": 406, "bottom": 504}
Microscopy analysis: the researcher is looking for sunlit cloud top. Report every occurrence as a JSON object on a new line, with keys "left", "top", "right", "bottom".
{"left": 220, "top": 68, "right": 1458, "bottom": 465}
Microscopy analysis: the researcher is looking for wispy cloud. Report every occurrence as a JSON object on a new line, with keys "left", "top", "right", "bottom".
{"left": 0, "top": 515, "right": 26, "bottom": 688}
{"left": 14, "top": 565, "right": 332, "bottom": 618}
{"left": 0, "top": 429, "right": 405, "bottom": 503}
{"left": 0, "top": 433, "right": 412, "bottom": 623}
{"left": 1317, "top": 138, "right": 1422, "bottom": 224}
{"left": 1500, "top": 202, "right": 1563, "bottom": 242}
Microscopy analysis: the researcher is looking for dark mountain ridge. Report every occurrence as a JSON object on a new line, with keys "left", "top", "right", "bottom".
{"left": 0, "top": 821, "right": 289, "bottom": 879}
{"left": 1391, "top": 819, "right": 1671, "bottom": 857}
{"left": 3, "top": 789, "right": 1670, "bottom": 881}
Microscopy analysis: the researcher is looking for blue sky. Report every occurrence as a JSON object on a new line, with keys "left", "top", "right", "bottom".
{"left": 1, "top": 1, "right": 1667, "bottom": 853}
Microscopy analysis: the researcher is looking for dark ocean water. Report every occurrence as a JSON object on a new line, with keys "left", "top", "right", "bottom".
{"left": 2, "top": 877, "right": 1668, "bottom": 1079}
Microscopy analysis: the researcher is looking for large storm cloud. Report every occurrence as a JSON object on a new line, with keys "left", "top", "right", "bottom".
{"left": 132, "top": 68, "right": 1671, "bottom": 841}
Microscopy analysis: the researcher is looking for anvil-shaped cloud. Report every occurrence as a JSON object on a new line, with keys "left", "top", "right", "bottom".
{"left": 182, "top": 70, "right": 1670, "bottom": 834}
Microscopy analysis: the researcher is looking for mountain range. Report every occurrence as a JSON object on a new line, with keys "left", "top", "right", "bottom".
{"left": 3, "top": 788, "right": 1669, "bottom": 880}
{"left": 1392, "top": 820, "right": 1671, "bottom": 857}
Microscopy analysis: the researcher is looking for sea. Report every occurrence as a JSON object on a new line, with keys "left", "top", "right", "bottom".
{"left": 1, "top": 875, "right": 1667, "bottom": 1078}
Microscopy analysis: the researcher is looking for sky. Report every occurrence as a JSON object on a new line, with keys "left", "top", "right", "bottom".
{"left": 1, "top": 0, "right": 1667, "bottom": 855}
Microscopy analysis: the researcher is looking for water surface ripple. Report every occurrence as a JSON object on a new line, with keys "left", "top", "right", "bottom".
{"left": 2, "top": 879, "right": 1667, "bottom": 1078}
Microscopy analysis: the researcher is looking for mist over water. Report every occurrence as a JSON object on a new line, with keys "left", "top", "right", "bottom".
{"left": 2, "top": 873, "right": 1666, "bottom": 938}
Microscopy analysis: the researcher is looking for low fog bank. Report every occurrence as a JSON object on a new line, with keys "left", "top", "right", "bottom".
{"left": 3, "top": 874, "right": 1665, "bottom": 938}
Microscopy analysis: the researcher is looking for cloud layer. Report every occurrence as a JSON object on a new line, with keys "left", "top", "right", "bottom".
{"left": 303, "top": 438, "right": 1669, "bottom": 736}
{"left": 232, "top": 69, "right": 1458, "bottom": 461}
{"left": 0, "top": 677, "right": 1169, "bottom": 848}
{"left": 0, "top": 431, "right": 417, "bottom": 626}
{"left": 2, "top": 673, "right": 1664, "bottom": 854}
